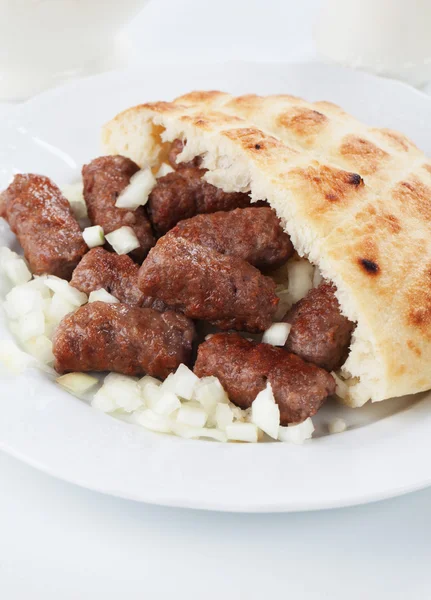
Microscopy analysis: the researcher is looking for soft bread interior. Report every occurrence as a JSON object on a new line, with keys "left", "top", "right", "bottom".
{"left": 102, "top": 100, "right": 431, "bottom": 407}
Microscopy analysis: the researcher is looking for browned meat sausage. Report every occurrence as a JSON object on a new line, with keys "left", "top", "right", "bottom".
{"left": 170, "top": 207, "right": 293, "bottom": 270}
{"left": 148, "top": 171, "right": 253, "bottom": 235}
{"left": 138, "top": 235, "right": 279, "bottom": 332}
{"left": 53, "top": 302, "right": 195, "bottom": 379}
{"left": 82, "top": 156, "right": 155, "bottom": 262}
{"left": 70, "top": 247, "right": 165, "bottom": 310}
{"left": 0, "top": 174, "right": 87, "bottom": 279}
{"left": 284, "top": 282, "right": 354, "bottom": 372}
{"left": 194, "top": 333, "right": 335, "bottom": 424}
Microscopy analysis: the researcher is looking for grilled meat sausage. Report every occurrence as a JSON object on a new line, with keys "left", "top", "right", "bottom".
{"left": 170, "top": 207, "right": 293, "bottom": 270}
{"left": 138, "top": 234, "right": 279, "bottom": 332}
{"left": 284, "top": 282, "right": 354, "bottom": 371}
{"left": 53, "top": 302, "right": 195, "bottom": 379}
{"left": 70, "top": 247, "right": 165, "bottom": 310}
{"left": 0, "top": 174, "right": 87, "bottom": 279}
{"left": 82, "top": 156, "right": 155, "bottom": 262}
{"left": 148, "top": 171, "right": 253, "bottom": 235}
{"left": 194, "top": 333, "right": 335, "bottom": 424}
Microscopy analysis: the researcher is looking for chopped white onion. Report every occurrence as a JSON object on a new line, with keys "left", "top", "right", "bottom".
{"left": 194, "top": 376, "right": 228, "bottom": 420}
{"left": 115, "top": 168, "right": 156, "bottom": 209}
{"left": 331, "top": 371, "right": 348, "bottom": 400}
{"left": 226, "top": 422, "right": 259, "bottom": 443}
{"left": 262, "top": 322, "right": 291, "bottom": 346}
{"left": 0, "top": 339, "right": 33, "bottom": 374}
{"left": 215, "top": 403, "right": 234, "bottom": 431}
{"left": 61, "top": 182, "right": 88, "bottom": 220}
{"left": 132, "top": 409, "right": 172, "bottom": 433}
{"left": 328, "top": 417, "right": 347, "bottom": 434}
{"left": 82, "top": 225, "right": 105, "bottom": 248}
{"left": 23, "top": 335, "right": 54, "bottom": 364}
{"left": 91, "top": 388, "right": 118, "bottom": 413}
{"left": 152, "top": 391, "right": 181, "bottom": 417}
{"left": 45, "top": 276, "right": 87, "bottom": 307}
{"left": 313, "top": 267, "right": 323, "bottom": 288}
{"left": 88, "top": 288, "right": 119, "bottom": 304}
{"left": 139, "top": 380, "right": 163, "bottom": 409}
{"left": 274, "top": 288, "right": 291, "bottom": 321}
{"left": 0, "top": 247, "right": 16, "bottom": 267}
{"left": 57, "top": 372, "right": 98, "bottom": 395}
{"left": 47, "top": 292, "right": 76, "bottom": 324}
{"left": 101, "top": 373, "right": 143, "bottom": 413}
{"left": 287, "top": 259, "right": 314, "bottom": 304}
{"left": 278, "top": 417, "right": 315, "bottom": 444}
{"left": 176, "top": 403, "right": 207, "bottom": 428}
{"left": 3, "top": 286, "right": 44, "bottom": 319}
{"left": 26, "top": 276, "right": 52, "bottom": 299}
{"left": 171, "top": 422, "right": 227, "bottom": 442}
{"left": 105, "top": 226, "right": 140, "bottom": 255}
{"left": 251, "top": 383, "right": 280, "bottom": 439}
{"left": 3, "top": 257, "right": 32, "bottom": 286}
{"left": 156, "top": 163, "right": 174, "bottom": 178}
{"left": 16, "top": 310, "right": 45, "bottom": 341}
{"left": 162, "top": 364, "right": 199, "bottom": 400}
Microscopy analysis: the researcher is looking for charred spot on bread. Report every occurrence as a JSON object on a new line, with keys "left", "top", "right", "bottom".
{"left": 348, "top": 173, "right": 363, "bottom": 186}
{"left": 255, "top": 144, "right": 261, "bottom": 150}
{"left": 359, "top": 258, "right": 379, "bottom": 275}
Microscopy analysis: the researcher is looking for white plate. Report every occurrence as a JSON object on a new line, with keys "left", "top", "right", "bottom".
{"left": 1, "top": 62, "right": 431, "bottom": 512}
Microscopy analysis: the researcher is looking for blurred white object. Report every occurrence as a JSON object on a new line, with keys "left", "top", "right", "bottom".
{"left": 315, "top": 0, "right": 431, "bottom": 86}
{"left": 0, "top": 0, "right": 149, "bottom": 100}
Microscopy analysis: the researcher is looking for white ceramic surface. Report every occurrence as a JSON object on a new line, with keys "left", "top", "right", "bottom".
{"left": 1, "top": 62, "right": 431, "bottom": 512}
{"left": 0, "top": 0, "right": 149, "bottom": 100}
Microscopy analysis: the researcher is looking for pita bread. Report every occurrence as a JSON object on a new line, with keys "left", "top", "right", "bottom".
{"left": 102, "top": 92, "right": 431, "bottom": 407}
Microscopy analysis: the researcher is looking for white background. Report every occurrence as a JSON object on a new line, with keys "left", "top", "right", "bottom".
{"left": 1, "top": 1, "right": 431, "bottom": 598}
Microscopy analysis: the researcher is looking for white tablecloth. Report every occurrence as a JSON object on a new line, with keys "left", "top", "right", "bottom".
{"left": 1, "top": 2, "right": 431, "bottom": 598}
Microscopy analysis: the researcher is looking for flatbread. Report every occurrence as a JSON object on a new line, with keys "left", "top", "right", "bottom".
{"left": 102, "top": 92, "right": 431, "bottom": 406}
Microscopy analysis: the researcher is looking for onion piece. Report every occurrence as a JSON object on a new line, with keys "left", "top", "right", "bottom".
{"left": 331, "top": 371, "right": 348, "bottom": 400}
{"left": 45, "top": 276, "right": 87, "bottom": 307}
{"left": 47, "top": 292, "right": 76, "bottom": 325}
{"left": 0, "top": 339, "right": 34, "bottom": 374}
{"left": 3, "top": 257, "right": 32, "bottom": 286}
{"left": 101, "top": 373, "right": 143, "bottom": 413}
{"left": 176, "top": 403, "right": 207, "bottom": 428}
{"left": 115, "top": 168, "right": 156, "bottom": 209}
{"left": 91, "top": 388, "right": 118, "bottom": 413}
{"left": 328, "top": 417, "right": 347, "bottom": 434}
{"left": 57, "top": 372, "right": 99, "bottom": 395}
{"left": 152, "top": 391, "right": 181, "bottom": 417}
{"left": 262, "top": 322, "right": 291, "bottom": 346}
{"left": 225, "top": 422, "right": 259, "bottom": 443}
{"left": 139, "top": 380, "right": 163, "bottom": 409}
{"left": 3, "top": 286, "right": 44, "bottom": 319}
{"left": 82, "top": 225, "right": 105, "bottom": 248}
{"left": 287, "top": 259, "right": 314, "bottom": 304}
{"left": 61, "top": 182, "right": 88, "bottom": 220}
{"left": 161, "top": 363, "right": 199, "bottom": 400}
{"left": 171, "top": 422, "right": 227, "bottom": 442}
{"left": 105, "top": 226, "right": 140, "bottom": 255}
{"left": 215, "top": 403, "right": 234, "bottom": 431}
{"left": 132, "top": 409, "right": 171, "bottom": 433}
{"left": 251, "top": 382, "right": 280, "bottom": 439}
{"left": 156, "top": 163, "right": 174, "bottom": 178}
{"left": 16, "top": 310, "right": 45, "bottom": 341}
{"left": 88, "top": 288, "right": 119, "bottom": 304}
{"left": 23, "top": 335, "right": 54, "bottom": 364}
{"left": 278, "top": 417, "right": 315, "bottom": 444}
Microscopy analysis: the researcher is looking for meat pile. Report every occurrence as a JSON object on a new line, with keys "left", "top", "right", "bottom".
{"left": 0, "top": 139, "right": 355, "bottom": 425}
